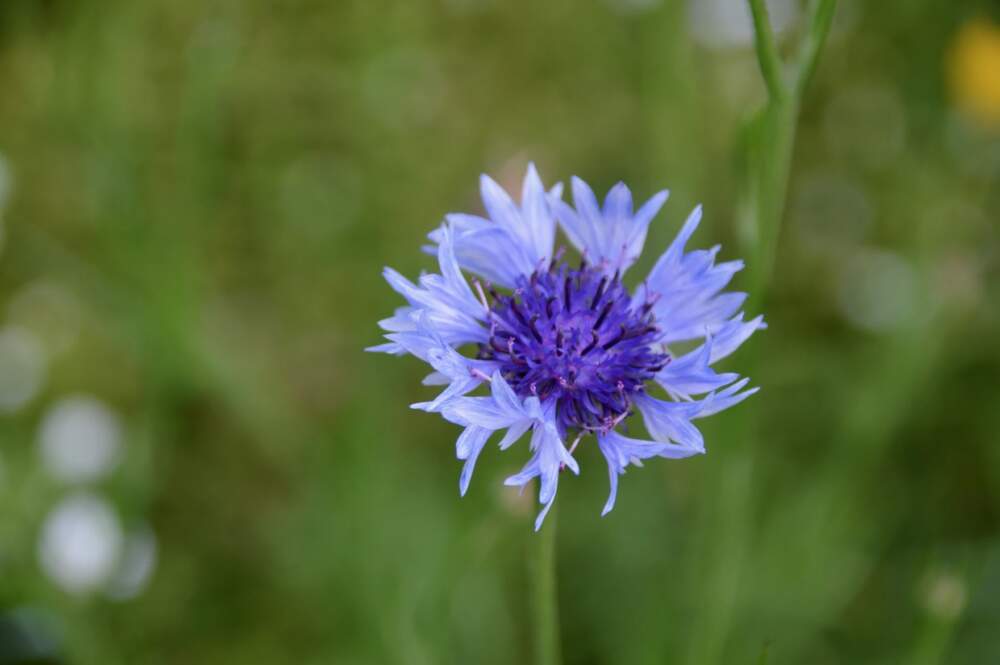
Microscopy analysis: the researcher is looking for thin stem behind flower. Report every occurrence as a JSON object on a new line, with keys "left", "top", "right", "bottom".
{"left": 686, "top": 3, "right": 839, "bottom": 664}
{"left": 747, "top": 0, "right": 788, "bottom": 102}
{"left": 532, "top": 509, "right": 561, "bottom": 665}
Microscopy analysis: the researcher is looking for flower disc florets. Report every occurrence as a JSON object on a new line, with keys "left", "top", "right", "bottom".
{"left": 478, "top": 260, "right": 668, "bottom": 434}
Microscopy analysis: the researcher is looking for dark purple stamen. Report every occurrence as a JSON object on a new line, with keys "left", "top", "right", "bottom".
{"left": 591, "top": 277, "right": 607, "bottom": 309}
{"left": 601, "top": 326, "right": 626, "bottom": 351}
{"left": 593, "top": 301, "right": 613, "bottom": 331}
{"left": 478, "top": 260, "right": 668, "bottom": 434}
{"left": 580, "top": 330, "right": 600, "bottom": 356}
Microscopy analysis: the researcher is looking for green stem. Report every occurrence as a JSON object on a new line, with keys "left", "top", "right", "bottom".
{"left": 532, "top": 511, "right": 561, "bottom": 665}
{"left": 741, "top": 0, "right": 838, "bottom": 299}
{"left": 795, "top": 0, "right": 839, "bottom": 96}
{"left": 687, "top": 5, "right": 838, "bottom": 664}
{"left": 746, "top": 99, "right": 799, "bottom": 303}
{"left": 747, "top": 0, "right": 787, "bottom": 102}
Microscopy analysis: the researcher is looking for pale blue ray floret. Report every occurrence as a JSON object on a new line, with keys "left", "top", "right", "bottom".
{"left": 369, "top": 164, "right": 764, "bottom": 529}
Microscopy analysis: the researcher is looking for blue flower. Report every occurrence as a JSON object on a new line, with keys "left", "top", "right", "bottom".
{"left": 370, "top": 165, "right": 764, "bottom": 529}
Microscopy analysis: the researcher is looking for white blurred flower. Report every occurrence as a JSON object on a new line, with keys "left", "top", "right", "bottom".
{"left": 38, "top": 395, "right": 123, "bottom": 484}
{"left": 38, "top": 493, "right": 123, "bottom": 595}
{"left": 689, "top": 0, "right": 799, "bottom": 49}
{"left": 921, "top": 569, "right": 967, "bottom": 621}
{"left": 0, "top": 326, "right": 47, "bottom": 414}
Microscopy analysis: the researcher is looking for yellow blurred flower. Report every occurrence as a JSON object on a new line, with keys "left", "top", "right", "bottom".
{"left": 948, "top": 19, "right": 1000, "bottom": 128}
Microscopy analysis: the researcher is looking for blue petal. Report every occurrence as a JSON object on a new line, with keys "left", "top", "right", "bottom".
{"left": 521, "top": 163, "right": 557, "bottom": 264}
{"left": 435, "top": 224, "right": 484, "bottom": 313}
{"left": 435, "top": 220, "right": 535, "bottom": 287}
{"left": 602, "top": 182, "right": 633, "bottom": 223}
{"left": 555, "top": 177, "right": 669, "bottom": 274}
{"left": 497, "top": 419, "right": 532, "bottom": 450}
{"left": 365, "top": 341, "right": 404, "bottom": 355}
{"left": 503, "top": 419, "right": 578, "bottom": 531}
{"left": 456, "top": 425, "right": 492, "bottom": 496}
{"left": 533, "top": 499, "right": 556, "bottom": 531}
{"left": 378, "top": 239, "right": 489, "bottom": 347}
{"left": 426, "top": 165, "right": 559, "bottom": 286}
{"left": 387, "top": 323, "right": 495, "bottom": 412}
{"left": 635, "top": 379, "right": 759, "bottom": 453}
{"left": 697, "top": 378, "right": 759, "bottom": 417}
{"left": 656, "top": 335, "right": 739, "bottom": 400}
{"left": 600, "top": 452, "right": 620, "bottom": 517}
{"left": 657, "top": 292, "right": 747, "bottom": 343}
{"left": 411, "top": 375, "right": 480, "bottom": 413}
{"left": 624, "top": 189, "right": 669, "bottom": 267}
{"left": 441, "top": 372, "right": 533, "bottom": 427}
{"left": 569, "top": 176, "right": 603, "bottom": 249}
{"left": 440, "top": 377, "right": 559, "bottom": 506}
{"left": 653, "top": 319, "right": 765, "bottom": 400}
{"left": 489, "top": 369, "right": 524, "bottom": 414}
{"left": 663, "top": 204, "right": 703, "bottom": 264}
{"left": 639, "top": 205, "right": 755, "bottom": 344}
{"left": 597, "top": 429, "right": 699, "bottom": 516}
{"left": 421, "top": 371, "right": 449, "bottom": 386}
{"left": 633, "top": 395, "right": 707, "bottom": 452}
{"left": 708, "top": 314, "right": 767, "bottom": 364}
{"left": 480, "top": 173, "right": 522, "bottom": 233}
{"left": 442, "top": 396, "right": 523, "bottom": 430}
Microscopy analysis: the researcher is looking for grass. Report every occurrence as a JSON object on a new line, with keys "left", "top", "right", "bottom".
{"left": 0, "top": 1, "right": 998, "bottom": 663}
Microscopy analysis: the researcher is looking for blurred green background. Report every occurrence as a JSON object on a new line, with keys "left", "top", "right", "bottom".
{"left": 0, "top": 0, "right": 998, "bottom": 663}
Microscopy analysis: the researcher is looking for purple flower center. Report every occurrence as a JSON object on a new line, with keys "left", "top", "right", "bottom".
{"left": 478, "top": 261, "right": 669, "bottom": 434}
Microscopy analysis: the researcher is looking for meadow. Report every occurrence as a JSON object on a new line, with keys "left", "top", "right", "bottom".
{"left": 0, "top": 1, "right": 998, "bottom": 663}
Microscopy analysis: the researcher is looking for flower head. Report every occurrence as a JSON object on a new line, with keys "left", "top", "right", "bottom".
{"left": 370, "top": 165, "right": 764, "bottom": 529}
